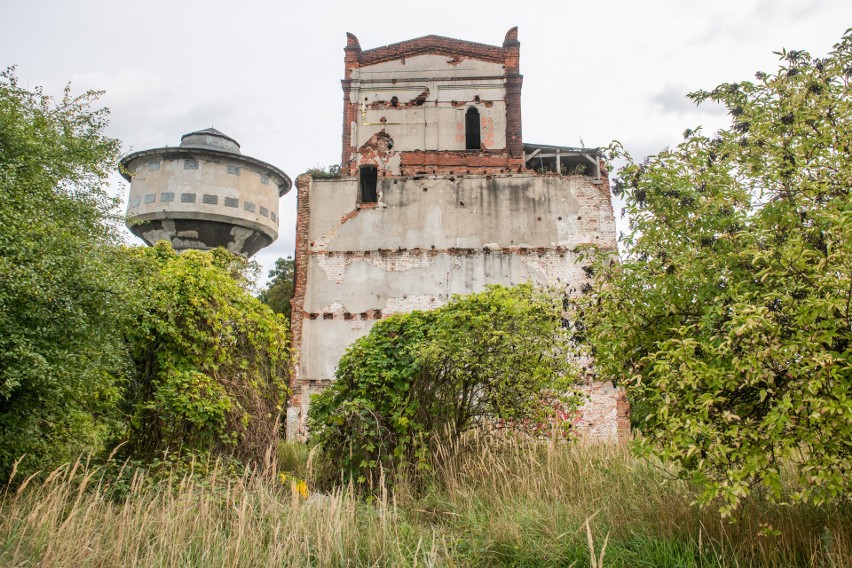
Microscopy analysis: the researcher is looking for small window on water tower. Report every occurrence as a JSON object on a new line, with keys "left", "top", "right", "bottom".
{"left": 359, "top": 165, "right": 378, "bottom": 203}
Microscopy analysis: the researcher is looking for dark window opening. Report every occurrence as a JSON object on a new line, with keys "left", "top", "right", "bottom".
{"left": 359, "top": 165, "right": 378, "bottom": 203}
{"left": 390, "top": 96, "right": 399, "bottom": 107}
{"left": 465, "top": 107, "right": 481, "bottom": 150}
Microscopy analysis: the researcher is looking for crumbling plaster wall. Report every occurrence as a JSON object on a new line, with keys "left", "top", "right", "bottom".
{"left": 289, "top": 171, "right": 623, "bottom": 439}
{"left": 350, "top": 54, "right": 508, "bottom": 159}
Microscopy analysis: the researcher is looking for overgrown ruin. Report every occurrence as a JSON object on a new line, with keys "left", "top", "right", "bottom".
{"left": 288, "top": 29, "right": 629, "bottom": 440}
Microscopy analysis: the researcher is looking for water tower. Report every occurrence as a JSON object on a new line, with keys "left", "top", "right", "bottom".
{"left": 120, "top": 128, "right": 292, "bottom": 257}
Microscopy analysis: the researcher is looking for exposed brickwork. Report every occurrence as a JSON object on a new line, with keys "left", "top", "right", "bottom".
{"left": 289, "top": 174, "right": 312, "bottom": 400}
{"left": 503, "top": 28, "right": 524, "bottom": 159}
{"left": 574, "top": 381, "right": 631, "bottom": 443}
{"left": 341, "top": 81, "right": 357, "bottom": 169}
{"left": 357, "top": 35, "right": 505, "bottom": 66}
{"left": 341, "top": 34, "right": 362, "bottom": 169}
{"left": 399, "top": 151, "right": 524, "bottom": 174}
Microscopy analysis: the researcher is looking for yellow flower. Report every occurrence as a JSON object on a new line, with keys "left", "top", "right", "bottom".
{"left": 279, "top": 472, "right": 287, "bottom": 484}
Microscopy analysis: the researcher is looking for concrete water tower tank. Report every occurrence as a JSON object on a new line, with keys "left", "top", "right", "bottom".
{"left": 120, "top": 128, "right": 292, "bottom": 257}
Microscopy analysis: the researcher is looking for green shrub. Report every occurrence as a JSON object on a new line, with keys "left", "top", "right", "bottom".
{"left": 0, "top": 67, "right": 132, "bottom": 479}
{"left": 308, "top": 284, "right": 579, "bottom": 489}
{"left": 578, "top": 32, "right": 852, "bottom": 513}
{"left": 122, "top": 243, "right": 291, "bottom": 465}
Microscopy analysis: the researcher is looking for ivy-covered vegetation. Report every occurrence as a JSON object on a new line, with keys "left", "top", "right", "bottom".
{"left": 308, "top": 284, "right": 579, "bottom": 488}
{"left": 0, "top": 69, "right": 291, "bottom": 478}
{"left": 122, "top": 243, "right": 290, "bottom": 465}
{"left": 578, "top": 32, "right": 852, "bottom": 513}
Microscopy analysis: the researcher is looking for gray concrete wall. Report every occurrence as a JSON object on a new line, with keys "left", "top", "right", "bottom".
{"left": 308, "top": 175, "right": 613, "bottom": 251}
{"left": 295, "top": 172, "right": 616, "bottom": 392}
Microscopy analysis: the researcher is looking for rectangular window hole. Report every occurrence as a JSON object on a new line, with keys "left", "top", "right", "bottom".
{"left": 270, "top": 212, "right": 277, "bottom": 222}
{"left": 144, "top": 193, "right": 156, "bottom": 204}
{"left": 147, "top": 161, "right": 160, "bottom": 171}
{"left": 260, "top": 174, "right": 269, "bottom": 185}
{"left": 202, "top": 194, "right": 218, "bottom": 205}
{"left": 359, "top": 165, "right": 378, "bottom": 203}
{"left": 130, "top": 196, "right": 141, "bottom": 207}
{"left": 184, "top": 159, "right": 198, "bottom": 170}
{"left": 224, "top": 197, "right": 239, "bottom": 208}
{"left": 227, "top": 165, "right": 241, "bottom": 175}
{"left": 244, "top": 201, "right": 256, "bottom": 212}
{"left": 181, "top": 193, "right": 196, "bottom": 203}
{"left": 160, "top": 192, "right": 175, "bottom": 202}
{"left": 259, "top": 206, "right": 269, "bottom": 217}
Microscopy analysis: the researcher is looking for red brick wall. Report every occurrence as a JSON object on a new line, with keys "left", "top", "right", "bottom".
{"left": 289, "top": 174, "right": 312, "bottom": 405}
{"left": 358, "top": 34, "right": 504, "bottom": 66}
{"left": 503, "top": 27, "right": 524, "bottom": 159}
{"left": 399, "top": 150, "right": 524, "bottom": 175}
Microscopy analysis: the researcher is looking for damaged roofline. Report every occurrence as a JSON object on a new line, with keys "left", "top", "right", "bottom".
{"left": 523, "top": 144, "right": 602, "bottom": 180}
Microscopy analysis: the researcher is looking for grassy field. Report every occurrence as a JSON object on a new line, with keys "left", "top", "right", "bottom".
{"left": 1, "top": 436, "right": 849, "bottom": 567}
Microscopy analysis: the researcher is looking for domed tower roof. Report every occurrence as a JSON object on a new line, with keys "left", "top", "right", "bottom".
{"left": 180, "top": 128, "right": 241, "bottom": 153}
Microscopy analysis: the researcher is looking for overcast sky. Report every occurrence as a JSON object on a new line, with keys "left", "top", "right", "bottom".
{"left": 3, "top": 0, "right": 850, "bottom": 281}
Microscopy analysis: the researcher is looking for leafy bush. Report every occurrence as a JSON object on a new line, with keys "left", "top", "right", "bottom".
{"left": 304, "top": 164, "right": 341, "bottom": 179}
{"left": 578, "top": 33, "right": 852, "bottom": 513}
{"left": 122, "top": 243, "right": 291, "bottom": 465}
{"left": 308, "top": 284, "right": 578, "bottom": 488}
{"left": 0, "top": 67, "right": 132, "bottom": 479}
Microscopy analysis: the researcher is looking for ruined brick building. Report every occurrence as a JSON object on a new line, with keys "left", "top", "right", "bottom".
{"left": 287, "top": 28, "right": 629, "bottom": 440}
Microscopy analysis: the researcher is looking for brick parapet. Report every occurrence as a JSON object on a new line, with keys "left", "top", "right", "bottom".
{"left": 398, "top": 150, "right": 524, "bottom": 174}
{"left": 357, "top": 34, "right": 504, "bottom": 66}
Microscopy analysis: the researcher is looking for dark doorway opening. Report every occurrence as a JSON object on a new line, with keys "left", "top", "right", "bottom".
{"left": 359, "top": 165, "right": 378, "bottom": 203}
{"left": 465, "top": 107, "right": 481, "bottom": 150}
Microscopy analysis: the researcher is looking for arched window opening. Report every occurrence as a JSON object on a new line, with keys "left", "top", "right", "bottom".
{"left": 359, "top": 165, "right": 378, "bottom": 203}
{"left": 465, "top": 107, "right": 481, "bottom": 150}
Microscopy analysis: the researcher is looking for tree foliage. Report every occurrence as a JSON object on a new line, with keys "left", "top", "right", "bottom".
{"left": 0, "top": 67, "right": 131, "bottom": 478}
{"left": 259, "top": 255, "right": 294, "bottom": 320}
{"left": 123, "top": 243, "right": 291, "bottom": 465}
{"left": 308, "top": 284, "right": 578, "bottom": 488}
{"left": 578, "top": 33, "right": 852, "bottom": 513}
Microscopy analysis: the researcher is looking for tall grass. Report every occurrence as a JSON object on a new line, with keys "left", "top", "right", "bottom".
{"left": 1, "top": 436, "right": 849, "bottom": 567}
